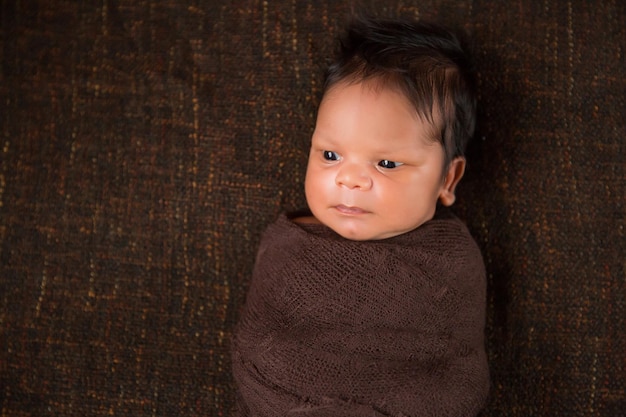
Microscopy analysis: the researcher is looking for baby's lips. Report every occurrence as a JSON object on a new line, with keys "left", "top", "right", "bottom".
{"left": 335, "top": 205, "right": 369, "bottom": 214}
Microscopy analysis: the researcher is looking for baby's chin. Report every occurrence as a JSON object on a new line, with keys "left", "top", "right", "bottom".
{"left": 311, "top": 206, "right": 433, "bottom": 241}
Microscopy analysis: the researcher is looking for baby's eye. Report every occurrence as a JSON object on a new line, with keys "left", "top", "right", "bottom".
{"left": 323, "top": 150, "right": 340, "bottom": 161}
{"left": 378, "top": 159, "right": 403, "bottom": 169}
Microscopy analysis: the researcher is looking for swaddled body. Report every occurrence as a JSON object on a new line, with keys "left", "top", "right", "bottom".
{"left": 232, "top": 210, "right": 489, "bottom": 416}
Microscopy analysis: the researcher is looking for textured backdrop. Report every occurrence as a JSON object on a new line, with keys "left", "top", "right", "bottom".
{"left": 1, "top": 1, "right": 624, "bottom": 416}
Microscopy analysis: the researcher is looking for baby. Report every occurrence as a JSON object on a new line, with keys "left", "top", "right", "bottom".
{"left": 232, "top": 15, "right": 489, "bottom": 417}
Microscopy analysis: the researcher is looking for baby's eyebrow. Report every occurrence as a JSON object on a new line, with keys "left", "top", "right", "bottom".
{"left": 310, "top": 131, "right": 339, "bottom": 146}
{"left": 372, "top": 141, "right": 416, "bottom": 154}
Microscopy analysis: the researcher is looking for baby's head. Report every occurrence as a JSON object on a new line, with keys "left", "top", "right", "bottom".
{"left": 304, "top": 16, "right": 477, "bottom": 240}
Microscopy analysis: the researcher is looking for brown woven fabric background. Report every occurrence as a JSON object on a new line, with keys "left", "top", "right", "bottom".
{"left": 1, "top": 1, "right": 624, "bottom": 416}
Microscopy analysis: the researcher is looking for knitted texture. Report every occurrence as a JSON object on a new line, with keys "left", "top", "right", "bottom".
{"left": 232, "top": 210, "right": 489, "bottom": 416}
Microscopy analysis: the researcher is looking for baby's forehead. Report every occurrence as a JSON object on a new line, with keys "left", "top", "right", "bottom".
{"left": 314, "top": 87, "right": 441, "bottom": 148}
{"left": 320, "top": 77, "right": 442, "bottom": 134}
{"left": 323, "top": 76, "right": 439, "bottom": 121}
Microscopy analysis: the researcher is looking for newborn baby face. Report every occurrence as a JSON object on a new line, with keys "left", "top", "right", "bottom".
{"left": 304, "top": 79, "right": 457, "bottom": 240}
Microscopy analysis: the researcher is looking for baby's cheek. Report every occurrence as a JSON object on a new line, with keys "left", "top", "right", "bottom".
{"left": 304, "top": 170, "right": 323, "bottom": 208}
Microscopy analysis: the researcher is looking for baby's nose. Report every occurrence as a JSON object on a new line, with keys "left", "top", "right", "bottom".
{"left": 335, "top": 163, "right": 373, "bottom": 190}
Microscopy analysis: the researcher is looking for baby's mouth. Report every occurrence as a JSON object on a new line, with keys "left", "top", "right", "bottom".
{"left": 335, "top": 205, "right": 369, "bottom": 215}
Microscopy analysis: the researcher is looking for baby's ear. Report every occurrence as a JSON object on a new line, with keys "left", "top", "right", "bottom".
{"left": 438, "top": 157, "right": 466, "bottom": 206}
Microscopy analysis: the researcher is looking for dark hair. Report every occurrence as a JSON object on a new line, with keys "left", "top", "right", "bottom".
{"left": 324, "top": 16, "right": 477, "bottom": 167}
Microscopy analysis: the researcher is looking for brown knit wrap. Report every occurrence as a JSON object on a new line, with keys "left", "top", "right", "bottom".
{"left": 232, "top": 209, "right": 489, "bottom": 417}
